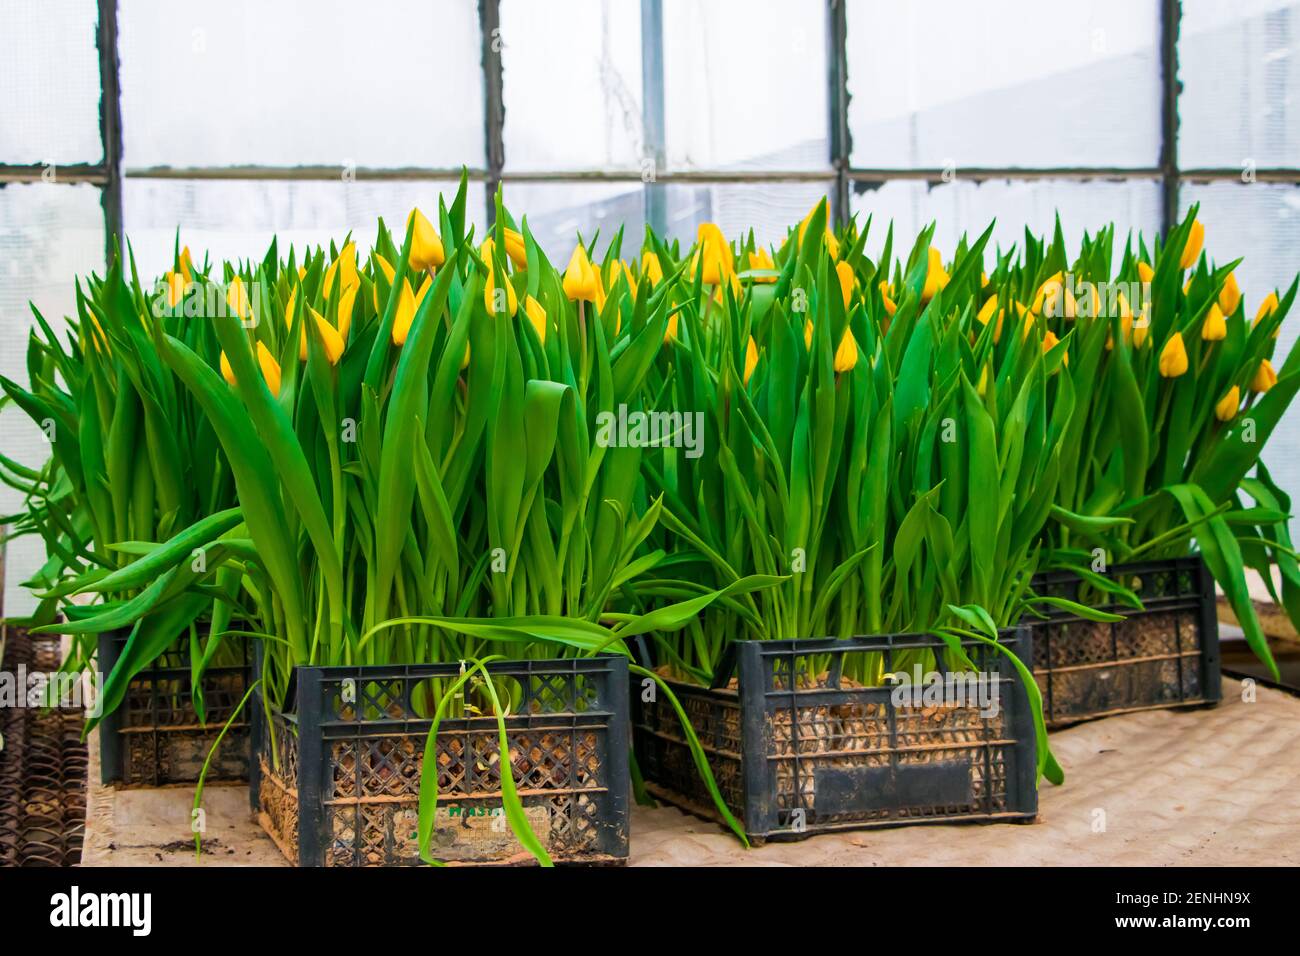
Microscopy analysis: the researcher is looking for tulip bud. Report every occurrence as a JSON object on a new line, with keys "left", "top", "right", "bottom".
{"left": 484, "top": 267, "right": 518, "bottom": 318}
{"left": 1158, "top": 332, "right": 1189, "bottom": 377}
{"left": 977, "top": 295, "right": 998, "bottom": 327}
{"left": 1218, "top": 272, "right": 1241, "bottom": 315}
{"left": 664, "top": 313, "right": 678, "bottom": 345}
{"left": 1137, "top": 261, "right": 1154, "bottom": 284}
{"left": 743, "top": 335, "right": 759, "bottom": 385}
{"left": 1180, "top": 218, "right": 1204, "bottom": 270}
{"left": 747, "top": 248, "right": 777, "bottom": 283}
{"left": 1251, "top": 358, "right": 1277, "bottom": 393}
{"left": 391, "top": 278, "right": 416, "bottom": 345}
{"left": 922, "top": 247, "right": 949, "bottom": 302}
{"left": 460, "top": 342, "right": 471, "bottom": 371}
{"left": 833, "top": 327, "right": 859, "bottom": 372}
{"left": 1254, "top": 292, "right": 1280, "bottom": 337}
{"left": 563, "top": 245, "right": 600, "bottom": 302}
{"left": 337, "top": 283, "right": 358, "bottom": 343}
{"left": 1215, "top": 386, "right": 1240, "bottom": 421}
{"left": 804, "top": 319, "right": 814, "bottom": 351}
{"left": 165, "top": 270, "right": 186, "bottom": 308}
{"left": 407, "top": 208, "right": 445, "bottom": 271}
{"left": 524, "top": 295, "right": 546, "bottom": 344}
{"left": 503, "top": 228, "right": 528, "bottom": 270}
{"left": 694, "top": 223, "right": 733, "bottom": 286}
{"left": 641, "top": 251, "right": 664, "bottom": 286}
{"left": 879, "top": 280, "right": 897, "bottom": 317}
{"left": 256, "top": 341, "right": 282, "bottom": 395}
{"left": 835, "top": 261, "right": 855, "bottom": 308}
{"left": 226, "top": 276, "right": 251, "bottom": 320}
{"left": 977, "top": 363, "right": 990, "bottom": 397}
{"left": 219, "top": 350, "right": 237, "bottom": 387}
{"left": 1201, "top": 303, "right": 1227, "bottom": 341}
{"left": 308, "top": 307, "right": 345, "bottom": 365}
{"left": 1042, "top": 329, "right": 1067, "bottom": 367}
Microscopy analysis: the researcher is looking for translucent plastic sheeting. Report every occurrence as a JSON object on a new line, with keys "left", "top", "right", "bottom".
{"left": 122, "top": 178, "right": 484, "bottom": 278}
{"left": 1179, "top": 0, "right": 1300, "bottom": 169}
{"left": 663, "top": 181, "right": 834, "bottom": 249}
{"left": 0, "top": 0, "right": 103, "bottom": 164}
{"left": 846, "top": 0, "right": 1161, "bottom": 169}
{"left": 0, "top": 182, "right": 105, "bottom": 616}
{"left": 501, "top": 0, "right": 645, "bottom": 172}
{"left": 119, "top": 0, "right": 484, "bottom": 169}
{"left": 497, "top": 181, "right": 645, "bottom": 263}
{"left": 849, "top": 178, "right": 1161, "bottom": 262}
{"left": 1181, "top": 182, "right": 1300, "bottom": 504}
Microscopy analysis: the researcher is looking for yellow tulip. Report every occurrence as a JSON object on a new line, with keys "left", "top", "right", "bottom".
{"left": 503, "top": 228, "right": 528, "bottom": 270}
{"left": 980, "top": 272, "right": 989, "bottom": 288}
{"left": 483, "top": 266, "right": 518, "bottom": 318}
{"left": 337, "top": 283, "right": 358, "bottom": 342}
{"left": 307, "top": 307, "right": 345, "bottom": 365}
{"left": 1137, "top": 261, "right": 1154, "bottom": 284}
{"left": 835, "top": 261, "right": 855, "bottom": 308}
{"left": 1031, "top": 272, "right": 1063, "bottom": 314}
{"left": 284, "top": 286, "right": 297, "bottom": 329}
{"left": 407, "top": 208, "right": 445, "bottom": 270}
{"left": 165, "top": 270, "right": 186, "bottom": 308}
{"left": 1215, "top": 386, "right": 1241, "bottom": 421}
{"left": 226, "top": 276, "right": 251, "bottom": 320}
{"left": 796, "top": 201, "right": 838, "bottom": 259}
{"left": 664, "top": 313, "right": 678, "bottom": 345}
{"left": 460, "top": 342, "right": 471, "bottom": 371}
{"left": 1133, "top": 317, "right": 1150, "bottom": 348}
{"left": 748, "top": 248, "right": 777, "bottom": 283}
{"left": 1251, "top": 358, "right": 1277, "bottom": 393}
{"left": 804, "top": 319, "right": 814, "bottom": 351}
{"left": 922, "top": 247, "right": 949, "bottom": 302}
{"left": 743, "top": 335, "right": 759, "bottom": 385}
{"left": 641, "top": 251, "right": 664, "bottom": 286}
{"left": 879, "top": 280, "right": 897, "bottom": 317}
{"left": 524, "top": 295, "right": 547, "bottom": 344}
{"left": 297, "top": 266, "right": 307, "bottom": 281}
{"left": 1219, "top": 272, "right": 1241, "bottom": 315}
{"left": 977, "top": 363, "right": 990, "bottom": 397}
{"left": 833, "top": 327, "right": 858, "bottom": 372}
{"left": 1180, "top": 218, "right": 1204, "bottom": 270}
{"left": 1201, "top": 303, "right": 1226, "bottom": 341}
{"left": 1107, "top": 294, "right": 1134, "bottom": 350}
{"left": 977, "top": 295, "right": 998, "bottom": 327}
{"left": 694, "top": 223, "right": 733, "bottom": 285}
{"left": 323, "top": 243, "right": 358, "bottom": 298}
{"left": 219, "top": 351, "right": 236, "bottom": 387}
{"left": 179, "top": 246, "right": 194, "bottom": 283}
{"left": 1042, "top": 329, "right": 1066, "bottom": 367}
{"left": 1158, "top": 332, "right": 1189, "bottom": 377}
{"left": 372, "top": 254, "right": 396, "bottom": 311}
{"left": 563, "top": 245, "right": 600, "bottom": 302}
{"left": 256, "top": 341, "right": 282, "bottom": 396}
{"left": 391, "top": 278, "right": 416, "bottom": 345}
{"left": 1254, "top": 292, "right": 1280, "bottom": 337}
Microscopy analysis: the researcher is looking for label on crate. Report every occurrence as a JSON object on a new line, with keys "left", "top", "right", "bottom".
{"left": 393, "top": 805, "right": 551, "bottom": 861}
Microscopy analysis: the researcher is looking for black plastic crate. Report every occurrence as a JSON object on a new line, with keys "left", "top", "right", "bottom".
{"left": 632, "top": 628, "right": 1039, "bottom": 843}
{"left": 1029, "top": 556, "right": 1222, "bottom": 727}
{"left": 253, "top": 655, "right": 630, "bottom": 867}
{"left": 97, "top": 628, "right": 251, "bottom": 786}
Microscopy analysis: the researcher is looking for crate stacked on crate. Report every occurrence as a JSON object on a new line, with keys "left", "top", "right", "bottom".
{"left": 633, "top": 629, "right": 1039, "bottom": 843}
{"left": 97, "top": 630, "right": 252, "bottom": 786}
{"left": 1028, "top": 557, "right": 1222, "bottom": 727}
{"left": 254, "top": 655, "right": 630, "bottom": 867}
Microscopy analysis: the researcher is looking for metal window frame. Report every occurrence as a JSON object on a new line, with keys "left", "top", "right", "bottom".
{"left": 2, "top": 0, "right": 1299, "bottom": 258}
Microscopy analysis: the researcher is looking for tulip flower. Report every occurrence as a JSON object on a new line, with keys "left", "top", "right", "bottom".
{"left": 833, "top": 328, "right": 859, "bottom": 372}
{"left": 503, "top": 228, "right": 528, "bottom": 270}
{"left": 563, "top": 244, "right": 600, "bottom": 302}
{"left": 165, "top": 270, "right": 186, "bottom": 308}
{"left": 835, "top": 261, "right": 855, "bottom": 308}
{"left": 391, "top": 278, "right": 417, "bottom": 345}
{"left": 1215, "top": 386, "right": 1241, "bottom": 421}
{"left": 337, "top": 283, "right": 358, "bottom": 342}
{"left": 1042, "top": 329, "right": 1067, "bottom": 366}
{"left": 219, "top": 350, "right": 236, "bottom": 387}
{"left": 922, "top": 247, "right": 949, "bottom": 302}
{"left": 796, "top": 202, "right": 839, "bottom": 258}
{"left": 747, "top": 248, "right": 777, "bottom": 283}
{"left": 664, "top": 313, "right": 678, "bottom": 345}
{"left": 323, "top": 244, "right": 358, "bottom": 298}
{"left": 693, "top": 223, "right": 733, "bottom": 285}
{"left": 1137, "top": 261, "right": 1154, "bottom": 284}
{"left": 1201, "top": 303, "right": 1227, "bottom": 341}
{"left": 524, "top": 295, "right": 546, "bottom": 344}
{"left": 1251, "top": 358, "right": 1277, "bottom": 393}
{"left": 977, "top": 295, "right": 998, "bottom": 327}
{"left": 743, "top": 335, "right": 759, "bottom": 385}
{"left": 179, "top": 246, "right": 195, "bottom": 283}
{"left": 407, "top": 208, "right": 445, "bottom": 271}
{"left": 226, "top": 276, "right": 251, "bottom": 321}
{"left": 372, "top": 254, "right": 396, "bottom": 311}
{"left": 308, "top": 307, "right": 345, "bottom": 365}
{"left": 1180, "top": 218, "right": 1204, "bottom": 270}
{"left": 1219, "top": 272, "right": 1241, "bottom": 315}
{"left": 484, "top": 266, "right": 518, "bottom": 318}
{"left": 977, "top": 363, "right": 990, "bottom": 396}
{"left": 284, "top": 286, "right": 297, "bottom": 330}
{"left": 256, "top": 341, "right": 282, "bottom": 395}
{"left": 1158, "top": 332, "right": 1189, "bottom": 377}
{"left": 1254, "top": 292, "right": 1280, "bottom": 337}
{"left": 641, "top": 251, "right": 664, "bottom": 286}
{"left": 879, "top": 281, "right": 897, "bottom": 317}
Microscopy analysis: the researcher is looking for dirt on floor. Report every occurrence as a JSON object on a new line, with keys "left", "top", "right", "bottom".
{"left": 79, "top": 678, "right": 1300, "bottom": 867}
